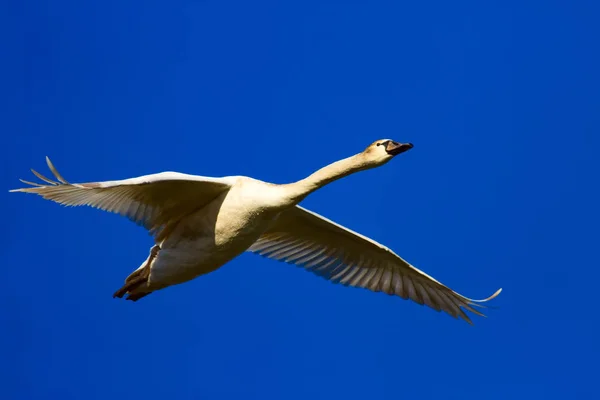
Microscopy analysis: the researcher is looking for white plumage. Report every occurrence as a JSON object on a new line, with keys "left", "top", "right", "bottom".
{"left": 10, "top": 140, "right": 501, "bottom": 323}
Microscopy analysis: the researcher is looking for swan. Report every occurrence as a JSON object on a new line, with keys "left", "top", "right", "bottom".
{"left": 10, "top": 140, "right": 501, "bottom": 324}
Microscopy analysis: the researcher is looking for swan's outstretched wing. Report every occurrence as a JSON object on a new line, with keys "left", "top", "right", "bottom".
{"left": 10, "top": 157, "right": 234, "bottom": 236}
{"left": 249, "top": 205, "right": 501, "bottom": 324}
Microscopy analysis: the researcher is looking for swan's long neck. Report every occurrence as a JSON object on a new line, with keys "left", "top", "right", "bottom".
{"left": 277, "top": 153, "right": 375, "bottom": 205}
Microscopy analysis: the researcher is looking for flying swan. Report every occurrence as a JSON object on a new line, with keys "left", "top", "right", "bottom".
{"left": 11, "top": 140, "right": 501, "bottom": 324}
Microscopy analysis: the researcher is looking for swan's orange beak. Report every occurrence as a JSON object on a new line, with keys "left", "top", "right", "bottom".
{"left": 386, "top": 141, "right": 413, "bottom": 156}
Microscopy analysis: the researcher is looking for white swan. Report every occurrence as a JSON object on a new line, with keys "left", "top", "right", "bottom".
{"left": 11, "top": 140, "right": 501, "bottom": 323}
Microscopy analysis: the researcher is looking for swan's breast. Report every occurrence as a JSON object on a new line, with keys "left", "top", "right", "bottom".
{"left": 213, "top": 179, "right": 280, "bottom": 249}
{"left": 150, "top": 182, "right": 281, "bottom": 286}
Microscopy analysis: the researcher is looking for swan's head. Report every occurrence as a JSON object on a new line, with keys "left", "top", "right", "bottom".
{"left": 362, "top": 139, "right": 413, "bottom": 165}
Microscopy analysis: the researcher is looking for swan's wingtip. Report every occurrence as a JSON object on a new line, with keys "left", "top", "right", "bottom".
{"left": 468, "top": 287, "right": 502, "bottom": 303}
{"left": 44, "top": 156, "right": 69, "bottom": 184}
{"left": 486, "top": 287, "right": 502, "bottom": 301}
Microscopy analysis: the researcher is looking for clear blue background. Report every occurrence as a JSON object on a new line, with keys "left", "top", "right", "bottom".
{"left": 2, "top": 1, "right": 599, "bottom": 398}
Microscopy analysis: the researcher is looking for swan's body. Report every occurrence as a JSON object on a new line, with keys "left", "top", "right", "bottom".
{"left": 146, "top": 176, "right": 285, "bottom": 289}
{"left": 11, "top": 140, "right": 501, "bottom": 323}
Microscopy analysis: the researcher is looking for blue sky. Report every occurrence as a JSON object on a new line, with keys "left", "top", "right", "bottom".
{"left": 2, "top": 0, "right": 599, "bottom": 398}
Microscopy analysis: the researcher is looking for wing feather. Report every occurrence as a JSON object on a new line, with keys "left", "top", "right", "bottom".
{"left": 11, "top": 157, "right": 234, "bottom": 235}
{"left": 248, "top": 205, "right": 501, "bottom": 324}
